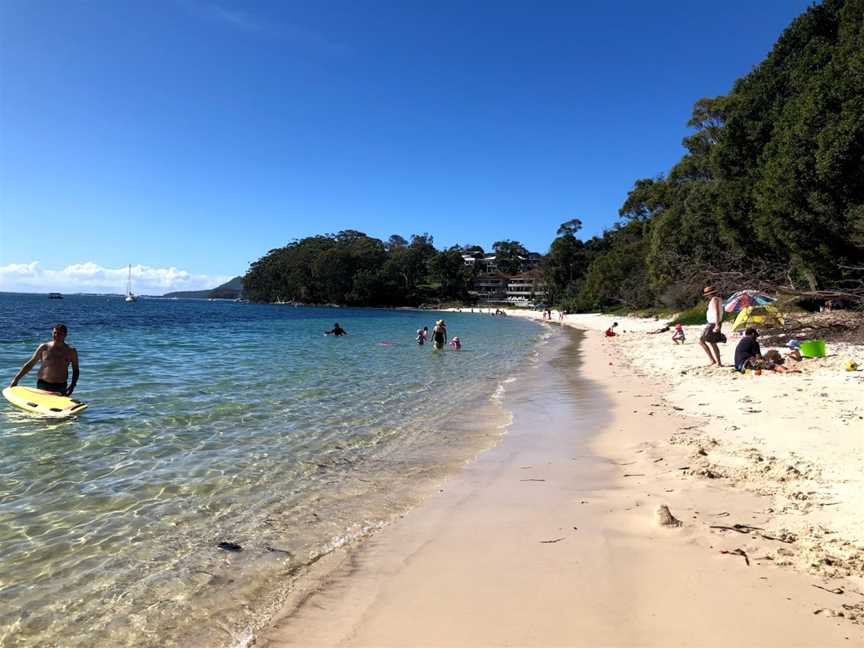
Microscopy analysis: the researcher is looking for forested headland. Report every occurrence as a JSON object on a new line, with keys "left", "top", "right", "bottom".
{"left": 244, "top": 0, "right": 864, "bottom": 311}
{"left": 242, "top": 233, "right": 532, "bottom": 306}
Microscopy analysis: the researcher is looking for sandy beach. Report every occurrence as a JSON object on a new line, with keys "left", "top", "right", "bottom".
{"left": 258, "top": 314, "right": 864, "bottom": 646}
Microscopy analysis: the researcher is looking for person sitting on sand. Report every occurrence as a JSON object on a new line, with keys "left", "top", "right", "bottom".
{"left": 699, "top": 286, "right": 724, "bottom": 366}
{"left": 785, "top": 339, "right": 803, "bottom": 362}
{"left": 9, "top": 323, "right": 80, "bottom": 395}
{"left": 326, "top": 323, "right": 347, "bottom": 336}
{"left": 762, "top": 349, "right": 799, "bottom": 373}
{"left": 604, "top": 322, "right": 618, "bottom": 337}
{"left": 672, "top": 323, "right": 685, "bottom": 345}
{"left": 431, "top": 320, "right": 447, "bottom": 350}
{"left": 449, "top": 336, "right": 462, "bottom": 350}
{"left": 734, "top": 327, "right": 761, "bottom": 373}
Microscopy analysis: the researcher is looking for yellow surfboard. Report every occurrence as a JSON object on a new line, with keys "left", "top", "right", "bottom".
{"left": 2, "top": 386, "right": 88, "bottom": 419}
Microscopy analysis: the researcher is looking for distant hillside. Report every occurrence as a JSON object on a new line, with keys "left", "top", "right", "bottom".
{"left": 163, "top": 276, "right": 244, "bottom": 299}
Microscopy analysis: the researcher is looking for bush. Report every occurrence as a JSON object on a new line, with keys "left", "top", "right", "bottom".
{"left": 670, "top": 304, "right": 734, "bottom": 326}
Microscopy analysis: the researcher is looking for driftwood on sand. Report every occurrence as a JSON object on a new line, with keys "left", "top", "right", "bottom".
{"left": 656, "top": 505, "right": 682, "bottom": 528}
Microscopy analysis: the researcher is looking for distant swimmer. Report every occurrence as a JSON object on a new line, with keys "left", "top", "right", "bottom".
{"left": 10, "top": 323, "right": 80, "bottom": 395}
{"left": 326, "top": 323, "right": 347, "bottom": 336}
{"left": 416, "top": 326, "right": 428, "bottom": 346}
{"left": 449, "top": 336, "right": 462, "bottom": 350}
{"left": 431, "top": 320, "right": 447, "bottom": 350}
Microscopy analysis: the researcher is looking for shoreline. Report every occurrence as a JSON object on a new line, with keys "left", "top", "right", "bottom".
{"left": 257, "top": 320, "right": 863, "bottom": 645}
{"left": 516, "top": 309, "right": 864, "bottom": 580}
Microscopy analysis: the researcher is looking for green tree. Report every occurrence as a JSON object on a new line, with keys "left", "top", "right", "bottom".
{"left": 545, "top": 220, "right": 588, "bottom": 305}
{"left": 429, "top": 247, "right": 471, "bottom": 300}
{"left": 491, "top": 240, "right": 529, "bottom": 274}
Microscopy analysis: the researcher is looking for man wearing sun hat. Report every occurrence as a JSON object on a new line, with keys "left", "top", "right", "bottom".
{"left": 699, "top": 286, "right": 724, "bottom": 366}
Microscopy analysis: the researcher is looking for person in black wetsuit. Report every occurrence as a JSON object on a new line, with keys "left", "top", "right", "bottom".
{"left": 734, "top": 327, "right": 761, "bottom": 372}
{"left": 326, "top": 323, "right": 347, "bottom": 336}
{"left": 431, "top": 320, "right": 447, "bottom": 350}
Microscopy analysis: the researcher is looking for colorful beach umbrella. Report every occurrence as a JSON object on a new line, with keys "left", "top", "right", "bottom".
{"left": 723, "top": 289, "right": 776, "bottom": 313}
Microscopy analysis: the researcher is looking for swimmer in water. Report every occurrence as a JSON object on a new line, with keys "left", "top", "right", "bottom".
{"left": 449, "top": 336, "right": 461, "bottom": 350}
{"left": 416, "top": 326, "right": 428, "bottom": 345}
{"left": 326, "top": 323, "right": 347, "bottom": 336}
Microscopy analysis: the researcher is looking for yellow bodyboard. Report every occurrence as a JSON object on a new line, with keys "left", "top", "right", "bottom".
{"left": 2, "top": 386, "right": 88, "bottom": 419}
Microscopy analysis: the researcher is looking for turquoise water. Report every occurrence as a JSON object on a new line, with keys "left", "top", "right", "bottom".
{"left": 0, "top": 295, "right": 544, "bottom": 647}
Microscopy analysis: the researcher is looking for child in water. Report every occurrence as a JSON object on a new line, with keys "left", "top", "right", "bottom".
{"left": 449, "top": 336, "right": 462, "bottom": 350}
{"left": 672, "top": 323, "right": 685, "bottom": 344}
{"left": 416, "top": 326, "right": 428, "bottom": 345}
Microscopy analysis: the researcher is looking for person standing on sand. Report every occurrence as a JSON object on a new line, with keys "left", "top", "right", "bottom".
{"left": 10, "top": 323, "right": 80, "bottom": 396}
{"left": 699, "top": 286, "right": 724, "bottom": 366}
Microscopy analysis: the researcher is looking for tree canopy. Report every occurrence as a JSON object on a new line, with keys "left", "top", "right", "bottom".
{"left": 243, "top": 231, "right": 472, "bottom": 305}
{"left": 545, "top": 0, "right": 864, "bottom": 311}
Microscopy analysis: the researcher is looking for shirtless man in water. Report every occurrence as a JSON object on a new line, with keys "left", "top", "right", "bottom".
{"left": 10, "top": 323, "right": 80, "bottom": 396}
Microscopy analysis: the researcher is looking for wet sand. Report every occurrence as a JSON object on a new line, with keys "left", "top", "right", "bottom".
{"left": 258, "top": 327, "right": 862, "bottom": 646}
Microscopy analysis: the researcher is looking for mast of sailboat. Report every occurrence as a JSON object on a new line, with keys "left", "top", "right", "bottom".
{"left": 125, "top": 264, "right": 136, "bottom": 301}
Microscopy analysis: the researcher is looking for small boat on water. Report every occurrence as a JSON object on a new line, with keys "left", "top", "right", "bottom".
{"left": 125, "top": 264, "right": 137, "bottom": 302}
{"left": 48, "top": 292, "right": 63, "bottom": 299}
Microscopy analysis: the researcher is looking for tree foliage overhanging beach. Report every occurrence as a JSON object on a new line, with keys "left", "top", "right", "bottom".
{"left": 547, "top": 0, "right": 864, "bottom": 311}
{"left": 245, "top": 0, "right": 864, "bottom": 310}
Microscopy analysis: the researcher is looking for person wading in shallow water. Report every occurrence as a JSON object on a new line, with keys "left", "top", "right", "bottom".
{"left": 431, "top": 320, "right": 447, "bottom": 350}
{"left": 326, "top": 323, "right": 347, "bottom": 336}
{"left": 10, "top": 323, "right": 80, "bottom": 396}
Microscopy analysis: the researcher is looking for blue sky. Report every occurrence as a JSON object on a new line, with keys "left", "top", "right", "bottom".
{"left": 0, "top": 0, "right": 813, "bottom": 293}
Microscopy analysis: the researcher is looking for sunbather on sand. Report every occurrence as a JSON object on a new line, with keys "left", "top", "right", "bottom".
{"left": 763, "top": 349, "right": 800, "bottom": 373}
{"left": 785, "top": 339, "right": 803, "bottom": 362}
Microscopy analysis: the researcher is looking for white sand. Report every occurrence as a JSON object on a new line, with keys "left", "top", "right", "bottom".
{"left": 536, "top": 309, "right": 864, "bottom": 579}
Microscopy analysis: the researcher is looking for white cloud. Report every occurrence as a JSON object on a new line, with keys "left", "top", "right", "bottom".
{"left": 0, "top": 262, "right": 233, "bottom": 296}
{"left": 179, "top": 0, "right": 268, "bottom": 32}
{"left": 177, "top": 0, "right": 349, "bottom": 56}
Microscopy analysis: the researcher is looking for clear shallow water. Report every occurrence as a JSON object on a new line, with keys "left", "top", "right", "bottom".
{"left": 0, "top": 295, "right": 544, "bottom": 647}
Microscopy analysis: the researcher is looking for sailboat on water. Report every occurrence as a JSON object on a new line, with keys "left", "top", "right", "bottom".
{"left": 125, "top": 264, "right": 137, "bottom": 302}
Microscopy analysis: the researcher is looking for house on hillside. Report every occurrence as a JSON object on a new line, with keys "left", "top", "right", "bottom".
{"left": 470, "top": 272, "right": 509, "bottom": 302}
{"left": 461, "top": 251, "right": 485, "bottom": 268}
{"left": 461, "top": 251, "right": 542, "bottom": 275}
{"left": 469, "top": 270, "right": 547, "bottom": 305}
{"left": 506, "top": 271, "right": 546, "bottom": 305}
